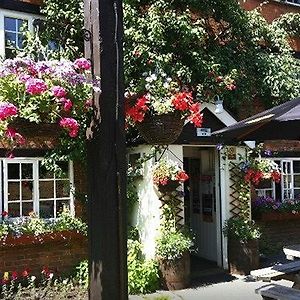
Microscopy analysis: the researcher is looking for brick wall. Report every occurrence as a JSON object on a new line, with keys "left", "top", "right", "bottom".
{"left": 0, "top": 231, "right": 87, "bottom": 276}
{"left": 257, "top": 219, "right": 300, "bottom": 253}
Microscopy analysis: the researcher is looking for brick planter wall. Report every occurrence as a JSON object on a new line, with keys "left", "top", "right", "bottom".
{"left": 0, "top": 231, "right": 87, "bottom": 276}
{"left": 257, "top": 219, "right": 300, "bottom": 253}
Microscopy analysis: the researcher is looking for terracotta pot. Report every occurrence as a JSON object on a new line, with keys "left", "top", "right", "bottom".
{"left": 158, "top": 252, "right": 190, "bottom": 290}
{"left": 136, "top": 113, "right": 184, "bottom": 145}
{"left": 228, "top": 238, "right": 259, "bottom": 275}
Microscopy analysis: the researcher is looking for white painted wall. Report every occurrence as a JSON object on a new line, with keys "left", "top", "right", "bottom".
{"left": 219, "top": 145, "right": 248, "bottom": 269}
{"left": 128, "top": 145, "right": 184, "bottom": 259}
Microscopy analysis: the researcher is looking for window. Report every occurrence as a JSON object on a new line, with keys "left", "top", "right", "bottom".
{"left": 255, "top": 158, "right": 300, "bottom": 202}
{"left": 2, "top": 159, "right": 74, "bottom": 218}
{"left": 4, "top": 17, "right": 28, "bottom": 58}
{"left": 0, "top": 10, "right": 39, "bottom": 58}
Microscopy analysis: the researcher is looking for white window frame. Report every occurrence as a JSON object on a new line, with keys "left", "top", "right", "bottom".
{"left": 284, "top": 0, "right": 300, "bottom": 6}
{"left": 1, "top": 158, "right": 74, "bottom": 218}
{"left": 0, "top": 9, "right": 40, "bottom": 58}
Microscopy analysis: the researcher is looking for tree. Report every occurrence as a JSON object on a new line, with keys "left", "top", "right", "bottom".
{"left": 39, "top": 0, "right": 300, "bottom": 116}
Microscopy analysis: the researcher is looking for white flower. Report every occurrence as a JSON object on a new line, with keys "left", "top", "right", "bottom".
{"left": 145, "top": 76, "right": 152, "bottom": 82}
{"left": 163, "top": 82, "right": 169, "bottom": 89}
{"left": 150, "top": 74, "right": 157, "bottom": 81}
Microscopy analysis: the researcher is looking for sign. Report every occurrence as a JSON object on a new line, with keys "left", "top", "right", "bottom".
{"left": 196, "top": 128, "right": 211, "bottom": 137}
{"left": 227, "top": 146, "right": 237, "bottom": 160}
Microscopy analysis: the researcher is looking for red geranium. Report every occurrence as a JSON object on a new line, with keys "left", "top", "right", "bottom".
{"left": 176, "top": 171, "right": 189, "bottom": 182}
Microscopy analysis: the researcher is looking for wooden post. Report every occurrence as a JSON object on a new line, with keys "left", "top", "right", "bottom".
{"left": 84, "top": 0, "right": 127, "bottom": 299}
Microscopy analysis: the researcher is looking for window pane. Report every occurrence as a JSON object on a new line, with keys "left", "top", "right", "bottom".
{"left": 295, "top": 189, "right": 300, "bottom": 200}
{"left": 5, "top": 47, "right": 15, "bottom": 59}
{"left": 39, "top": 201, "right": 54, "bottom": 218}
{"left": 56, "top": 162, "right": 69, "bottom": 179}
{"left": 22, "top": 163, "right": 33, "bottom": 179}
{"left": 39, "top": 181, "right": 54, "bottom": 198}
{"left": 5, "top": 32, "right": 16, "bottom": 47}
{"left": 295, "top": 175, "right": 300, "bottom": 188}
{"left": 22, "top": 202, "right": 33, "bottom": 216}
{"left": 39, "top": 162, "right": 54, "bottom": 179}
{"left": 294, "top": 161, "right": 300, "bottom": 174}
{"left": 56, "top": 180, "right": 70, "bottom": 198}
{"left": 8, "top": 164, "right": 19, "bottom": 179}
{"left": 8, "top": 182, "right": 20, "bottom": 201}
{"left": 8, "top": 202, "right": 20, "bottom": 217}
{"left": 4, "top": 17, "right": 16, "bottom": 31}
{"left": 256, "top": 179, "right": 272, "bottom": 189}
{"left": 17, "top": 34, "right": 25, "bottom": 48}
{"left": 22, "top": 181, "right": 33, "bottom": 200}
{"left": 56, "top": 200, "right": 70, "bottom": 216}
{"left": 17, "top": 19, "right": 27, "bottom": 31}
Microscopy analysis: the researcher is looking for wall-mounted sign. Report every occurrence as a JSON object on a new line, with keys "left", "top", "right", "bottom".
{"left": 196, "top": 128, "right": 211, "bottom": 137}
{"left": 227, "top": 146, "right": 237, "bottom": 160}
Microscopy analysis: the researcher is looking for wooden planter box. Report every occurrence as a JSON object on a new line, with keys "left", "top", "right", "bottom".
{"left": 228, "top": 239, "right": 259, "bottom": 275}
{"left": 255, "top": 212, "right": 300, "bottom": 222}
{"left": 158, "top": 252, "right": 190, "bottom": 290}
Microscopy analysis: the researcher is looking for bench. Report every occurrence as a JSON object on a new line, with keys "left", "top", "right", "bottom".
{"left": 250, "top": 260, "right": 300, "bottom": 283}
{"left": 256, "top": 283, "right": 300, "bottom": 299}
{"left": 284, "top": 245, "right": 300, "bottom": 261}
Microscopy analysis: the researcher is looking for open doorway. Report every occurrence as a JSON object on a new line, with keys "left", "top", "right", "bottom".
{"left": 183, "top": 146, "right": 219, "bottom": 265}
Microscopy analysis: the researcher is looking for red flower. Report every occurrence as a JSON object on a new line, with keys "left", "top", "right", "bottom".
{"left": 176, "top": 171, "right": 189, "bottom": 182}
{"left": 125, "top": 95, "right": 149, "bottom": 123}
{"left": 215, "top": 76, "right": 223, "bottom": 83}
{"left": 188, "top": 103, "right": 203, "bottom": 127}
{"left": 1, "top": 211, "right": 8, "bottom": 217}
{"left": 22, "top": 268, "right": 30, "bottom": 278}
{"left": 271, "top": 170, "right": 281, "bottom": 183}
{"left": 42, "top": 266, "right": 51, "bottom": 278}
{"left": 11, "top": 271, "right": 18, "bottom": 281}
{"left": 244, "top": 169, "right": 264, "bottom": 186}
{"left": 171, "top": 92, "right": 193, "bottom": 111}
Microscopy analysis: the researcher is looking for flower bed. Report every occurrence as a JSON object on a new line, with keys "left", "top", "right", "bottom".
{"left": 252, "top": 197, "right": 300, "bottom": 221}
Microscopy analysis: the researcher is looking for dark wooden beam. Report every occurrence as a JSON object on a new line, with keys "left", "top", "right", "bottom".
{"left": 0, "top": 0, "right": 41, "bottom": 14}
{"left": 85, "top": 0, "right": 127, "bottom": 299}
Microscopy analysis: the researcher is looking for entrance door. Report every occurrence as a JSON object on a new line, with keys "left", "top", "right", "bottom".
{"left": 184, "top": 148, "right": 217, "bottom": 262}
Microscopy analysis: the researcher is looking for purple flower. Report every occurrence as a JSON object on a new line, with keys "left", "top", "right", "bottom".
{"left": 264, "top": 149, "right": 272, "bottom": 156}
{"left": 216, "top": 143, "right": 223, "bottom": 151}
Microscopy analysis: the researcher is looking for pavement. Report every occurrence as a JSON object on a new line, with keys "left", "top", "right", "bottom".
{"left": 129, "top": 275, "right": 293, "bottom": 300}
{"left": 129, "top": 253, "right": 295, "bottom": 300}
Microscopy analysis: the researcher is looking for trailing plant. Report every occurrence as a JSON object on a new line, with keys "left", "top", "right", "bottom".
{"left": 0, "top": 208, "right": 87, "bottom": 241}
{"left": 223, "top": 217, "right": 261, "bottom": 242}
{"left": 74, "top": 260, "right": 88, "bottom": 289}
{"left": 0, "top": 57, "right": 95, "bottom": 169}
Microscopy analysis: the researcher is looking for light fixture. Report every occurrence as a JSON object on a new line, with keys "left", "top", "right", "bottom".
{"left": 215, "top": 95, "right": 224, "bottom": 114}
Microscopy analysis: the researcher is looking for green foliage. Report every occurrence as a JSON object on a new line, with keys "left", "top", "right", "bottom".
{"left": 74, "top": 260, "right": 89, "bottom": 289}
{"left": 223, "top": 217, "right": 261, "bottom": 242}
{"left": 35, "top": 0, "right": 300, "bottom": 113}
{"left": 0, "top": 208, "right": 87, "bottom": 240}
{"left": 40, "top": 0, "right": 84, "bottom": 59}
{"left": 155, "top": 224, "right": 194, "bottom": 261}
{"left": 128, "top": 239, "right": 160, "bottom": 295}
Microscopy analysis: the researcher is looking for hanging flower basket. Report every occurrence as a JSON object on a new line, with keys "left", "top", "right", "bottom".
{"left": 136, "top": 113, "right": 184, "bottom": 145}
{"left": 157, "top": 180, "right": 181, "bottom": 194}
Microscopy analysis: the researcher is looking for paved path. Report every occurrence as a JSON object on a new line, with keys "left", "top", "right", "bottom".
{"left": 130, "top": 276, "right": 293, "bottom": 300}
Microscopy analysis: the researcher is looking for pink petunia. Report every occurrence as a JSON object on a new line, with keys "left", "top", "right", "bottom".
{"left": 25, "top": 78, "right": 48, "bottom": 95}
{"left": 0, "top": 102, "right": 18, "bottom": 120}
{"left": 51, "top": 86, "right": 67, "bottom": 98}
{"left": 59, "top": 117, "right": 79, "bottom": 138}
{"left": 74, "top": 58, "right": 91, "bottom": 70}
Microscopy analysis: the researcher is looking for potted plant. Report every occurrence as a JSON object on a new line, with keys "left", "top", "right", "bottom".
{"left": 152, "top": 158, "right": 189, "bottom": 194}
{"left": 155, "top": 221, "right": 193, "bottom": 290}
{"left": 125, "top": 70, "right": 203, "bottom": 145}
{"left": 223, "top": 217, "right": 261, "bottom": 275}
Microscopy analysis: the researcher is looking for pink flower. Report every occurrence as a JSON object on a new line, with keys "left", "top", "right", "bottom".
{"left": 5, "top": 127, "right": 17, "bottom": 138}
{"left": 74, "top": 58, "right": 91, "bottom": 70}
{"left": 0, "top": 102, "right": 18, "bottom": 120}
{"left": 59, "top": 117, "right": 79, "bottom": 138}
{"left": 11, "top": 271, "right": 18, "bottom": 281}
{"left": 25, "top": 78, "right": 48, "bottom": 95}
{"left": 51, "top": 86, "right": 67, "bottom": 98}
{"left": 63, "top": 99, "right": 73, "bottom": 112}
{"left": 18, "top": 74, "right": 31, "bottom": 83}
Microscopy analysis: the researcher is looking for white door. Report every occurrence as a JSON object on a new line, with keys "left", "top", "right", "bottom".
{"left": 187, "top": 149, "right": 217, "bottom": 262}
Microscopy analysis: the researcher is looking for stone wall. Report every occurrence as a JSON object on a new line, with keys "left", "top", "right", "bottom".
{"left": 0, "top": 231, "right": 87, "bottom": 276}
